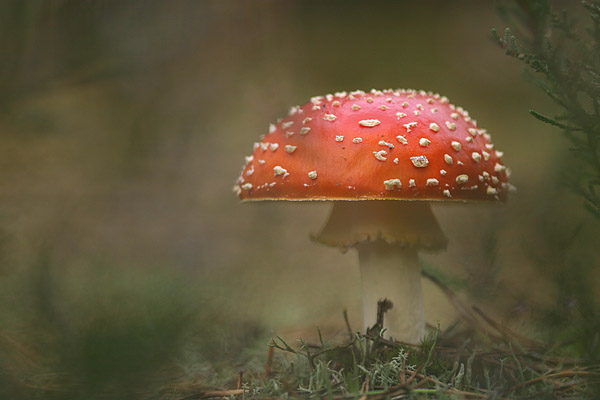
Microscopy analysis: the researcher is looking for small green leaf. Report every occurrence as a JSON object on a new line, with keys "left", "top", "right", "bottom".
{"left": 529, "top": 109, "right": 571, "bottom": 129}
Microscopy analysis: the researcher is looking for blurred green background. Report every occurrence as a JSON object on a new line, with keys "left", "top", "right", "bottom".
{"left": 0, "top": 0, "right": 598, "bottom": 398}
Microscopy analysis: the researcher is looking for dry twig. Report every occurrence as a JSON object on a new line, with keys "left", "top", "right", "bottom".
{"left": 263, "top": 341, "right": 274, "bottom": 378}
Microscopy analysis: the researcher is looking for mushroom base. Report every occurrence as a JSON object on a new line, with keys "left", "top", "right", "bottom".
{"left": 357, "top": 242, "right": 425, "bottom": 344}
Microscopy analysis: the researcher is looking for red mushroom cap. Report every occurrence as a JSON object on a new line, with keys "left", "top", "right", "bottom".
{"left": 235, "top": 89, "right": 512, "bottom": 202}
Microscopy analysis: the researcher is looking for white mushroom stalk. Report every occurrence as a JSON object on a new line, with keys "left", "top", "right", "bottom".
{"left": 314, "top": 200, "right": 447, "bottom": 344}
{"left": 357, "top": 242, "right": 424, "bottom": 342}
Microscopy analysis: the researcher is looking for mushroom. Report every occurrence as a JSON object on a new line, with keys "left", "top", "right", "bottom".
{"left": 234, "top": 89, "right": 512, "bottom": 344}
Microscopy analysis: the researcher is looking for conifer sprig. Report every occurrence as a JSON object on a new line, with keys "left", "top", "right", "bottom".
{"left": 492, "top": 0, "right": 600, "bottom": 219}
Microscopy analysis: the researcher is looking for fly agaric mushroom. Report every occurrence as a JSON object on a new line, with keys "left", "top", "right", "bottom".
{"left": 234, "top": 89, "right": 512, "bottom": 344}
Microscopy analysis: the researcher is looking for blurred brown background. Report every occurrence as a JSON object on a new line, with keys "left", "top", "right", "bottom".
{"left": 0, "top": 0, "right": 597, "bottom": 396}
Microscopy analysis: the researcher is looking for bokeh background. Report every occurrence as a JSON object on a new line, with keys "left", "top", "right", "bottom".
{"left": 1, "top": 1, "right": 598, "bottom": 398}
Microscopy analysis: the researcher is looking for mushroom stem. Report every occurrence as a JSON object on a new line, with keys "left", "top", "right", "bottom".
{"left": 313, "top": 200, "right": 447, "bottom": 344}
{"left": 357, "top": 241, "right": 424, "bottom": 343}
